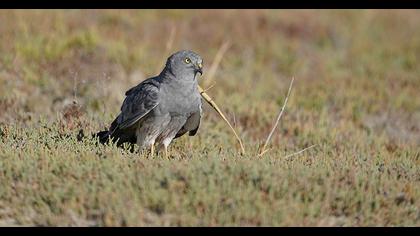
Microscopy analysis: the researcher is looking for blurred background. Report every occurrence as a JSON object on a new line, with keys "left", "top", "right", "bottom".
{"left": 0, "top": 9, "right": 419, "bottom": 226}
{"left": 0, "top": 9, "right": 419, "bottom": 145}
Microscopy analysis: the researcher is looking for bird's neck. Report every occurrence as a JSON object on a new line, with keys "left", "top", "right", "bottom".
{"left": 160, "top": 69, "right": 198, "bottom": 88}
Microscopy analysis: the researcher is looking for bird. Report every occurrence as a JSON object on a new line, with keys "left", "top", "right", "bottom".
{"left": 96, "top": 50, "right": 203, "bottom": 157}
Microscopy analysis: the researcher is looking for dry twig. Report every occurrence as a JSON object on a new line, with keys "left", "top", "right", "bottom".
{"left": 202, "top": 40, "right": 231, "bottom": 87}
{"left": 258, "top": 77, "right": 295, "bottom": 157}
{"left": 166, "top": 26, "right": 176, "bottom": 53}
{"left": 284, "top": 144, "right": 317, "bottom": 159}
{"left": 198, "top": 85, "right": 246, "bottom": 154}
{"left": 202, "top": 82, "right": 216, "bottom": 93}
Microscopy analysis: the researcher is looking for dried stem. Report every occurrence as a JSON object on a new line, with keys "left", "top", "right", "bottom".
{"left": 159, "top": 25, "right": 177, "bottom": 74}
{"left": 72, "top": 70, "right": 79, "bottom": 103}
{"left": 198, "top": 85, "right": 246, "bottom": 155}
{"left": 258, "top": 77, "right": 295, "bottom": 157}
{"left": 202, "top": 82, "right": 216, "bottom": 93}
{"left": 284, "top": 144, "right": 317, "bottom": 159}
{"left": 202, "top": 40, "right": 231, "bottom": 87}
{"left": 166, "top": 26, "right": 176, "bottom": 52}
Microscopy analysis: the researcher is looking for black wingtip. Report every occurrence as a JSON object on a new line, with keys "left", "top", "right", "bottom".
{"left": 94, "top": 130, "right": 111, "bottom": 144}
{"left": 76, "top": 129, "right": 109, "bottom": 144}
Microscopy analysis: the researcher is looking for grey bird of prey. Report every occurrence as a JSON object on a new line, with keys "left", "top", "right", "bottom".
{"left": 96, "top": 50, "right": 203, "bottom": 156}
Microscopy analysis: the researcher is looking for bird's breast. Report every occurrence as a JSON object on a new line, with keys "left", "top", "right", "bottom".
{"left": 160, "top": 83, "right": 201, "bottom": 116}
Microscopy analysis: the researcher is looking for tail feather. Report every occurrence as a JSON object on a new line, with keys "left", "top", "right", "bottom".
{"left": 76, "top": 128, "right": 137, "bottom": 152}
{"left": 93, "top": 128, "right": 136, "bottom": 146}
{"left": 77, "top": 125, "right": 137, "bottom": 146}
{"left": 76, "top": 129, "right": 110, "bottom": 144}
{"left": 95, "top": 130, "right": 111, "bottom": 144}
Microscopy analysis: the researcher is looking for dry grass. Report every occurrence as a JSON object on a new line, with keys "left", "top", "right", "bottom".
{"left": 0, "top": 10, "right": 419, "bottom": 226}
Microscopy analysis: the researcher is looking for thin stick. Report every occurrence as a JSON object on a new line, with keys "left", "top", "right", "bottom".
{"left": 284, "top": 144, "right": 317, "bottom": 159}
{"left": 258, "top": 77, "right": 295, "bottom": 157}
{"left": 202, "top": 82, "right": 216, "bottom": 93}
{"left": 165, "top": 26, "right": 176, "bottom": 53}
{"left": 198, "top": 85, "right": 246, "bottom": 155}
{"left": 159, "top": 25, "right": 177, "bottom": 74}
{"left": 202, "top": 40, "right": 231, "bottom": 87}
{"left": 258, "top": 148, "right": 271, "bottom": 157}
{"left": 72, "top": 70, "right": 79, "bottom": 103}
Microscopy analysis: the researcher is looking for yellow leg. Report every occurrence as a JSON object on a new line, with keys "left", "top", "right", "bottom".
{"left": 150, "top": 143, "right": 155, "bottom": 158}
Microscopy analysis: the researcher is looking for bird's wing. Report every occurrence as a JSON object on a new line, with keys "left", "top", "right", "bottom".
{"left": 110, "top": 78, "right": 160, "bottom": 133}
{"left": 174, "top": 102, "right": 202, "bottom": 138}
{"left": 187, "top": 108, "right": 201, "bottom": 136}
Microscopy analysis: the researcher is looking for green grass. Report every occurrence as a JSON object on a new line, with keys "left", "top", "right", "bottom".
{"left": 0, "top": 10, "right": 419, "bottom": 226}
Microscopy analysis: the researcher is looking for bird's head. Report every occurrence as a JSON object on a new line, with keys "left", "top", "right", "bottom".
{"left": 164, "top": 50, "right": 203, "bottom": 80}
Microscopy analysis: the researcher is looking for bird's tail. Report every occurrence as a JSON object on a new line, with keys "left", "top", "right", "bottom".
{"left": 93, "top": 128, "right": 136, "bottom": 146}
{"left": 95, "top": 130, "right": 112, "bottom": 144}
{"left": 77, "top": 119, "right": 136, "bottom": 147}
{"left": 77, "top": 129, "right": 112, "bottom": 144}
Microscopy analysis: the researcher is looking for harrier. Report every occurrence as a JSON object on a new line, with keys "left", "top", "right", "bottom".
{"left": 96, "top": 50, "right": 203, "bottom": 156}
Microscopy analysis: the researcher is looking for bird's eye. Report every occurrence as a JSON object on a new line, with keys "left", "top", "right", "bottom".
{"left": 184, "top": 57, "right": 191, "bottom": 64}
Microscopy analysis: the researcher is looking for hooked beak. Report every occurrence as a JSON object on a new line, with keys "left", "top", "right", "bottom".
{"left": 195, "top": 62, "right": 203, "bottom": 76}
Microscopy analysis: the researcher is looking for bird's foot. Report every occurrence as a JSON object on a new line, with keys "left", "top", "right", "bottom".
{"left": 148, "top": 143, "right": 155, "bottom": 158}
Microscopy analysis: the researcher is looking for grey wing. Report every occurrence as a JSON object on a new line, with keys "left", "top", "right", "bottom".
{"left": 109, "top": 79, "right": 160, "bottom": 134}
{"left": 174, "top": 104, "right": 202, "bottom": 139}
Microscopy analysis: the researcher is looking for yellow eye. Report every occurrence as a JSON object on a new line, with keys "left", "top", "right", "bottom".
{"left": 184, "top": 57, "right": 191, "bottom": 64}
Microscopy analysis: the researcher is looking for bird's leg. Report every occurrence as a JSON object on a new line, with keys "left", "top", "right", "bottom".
{"left": 150, "top": 143, "right": 155, "bottom": 158}
{"left": 162, "top": 138, "right": 173, "bottom": 159}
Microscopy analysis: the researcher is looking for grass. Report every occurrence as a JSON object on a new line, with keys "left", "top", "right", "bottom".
{"left": 0, "top": 9, "right": 419, "bottom": 226}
